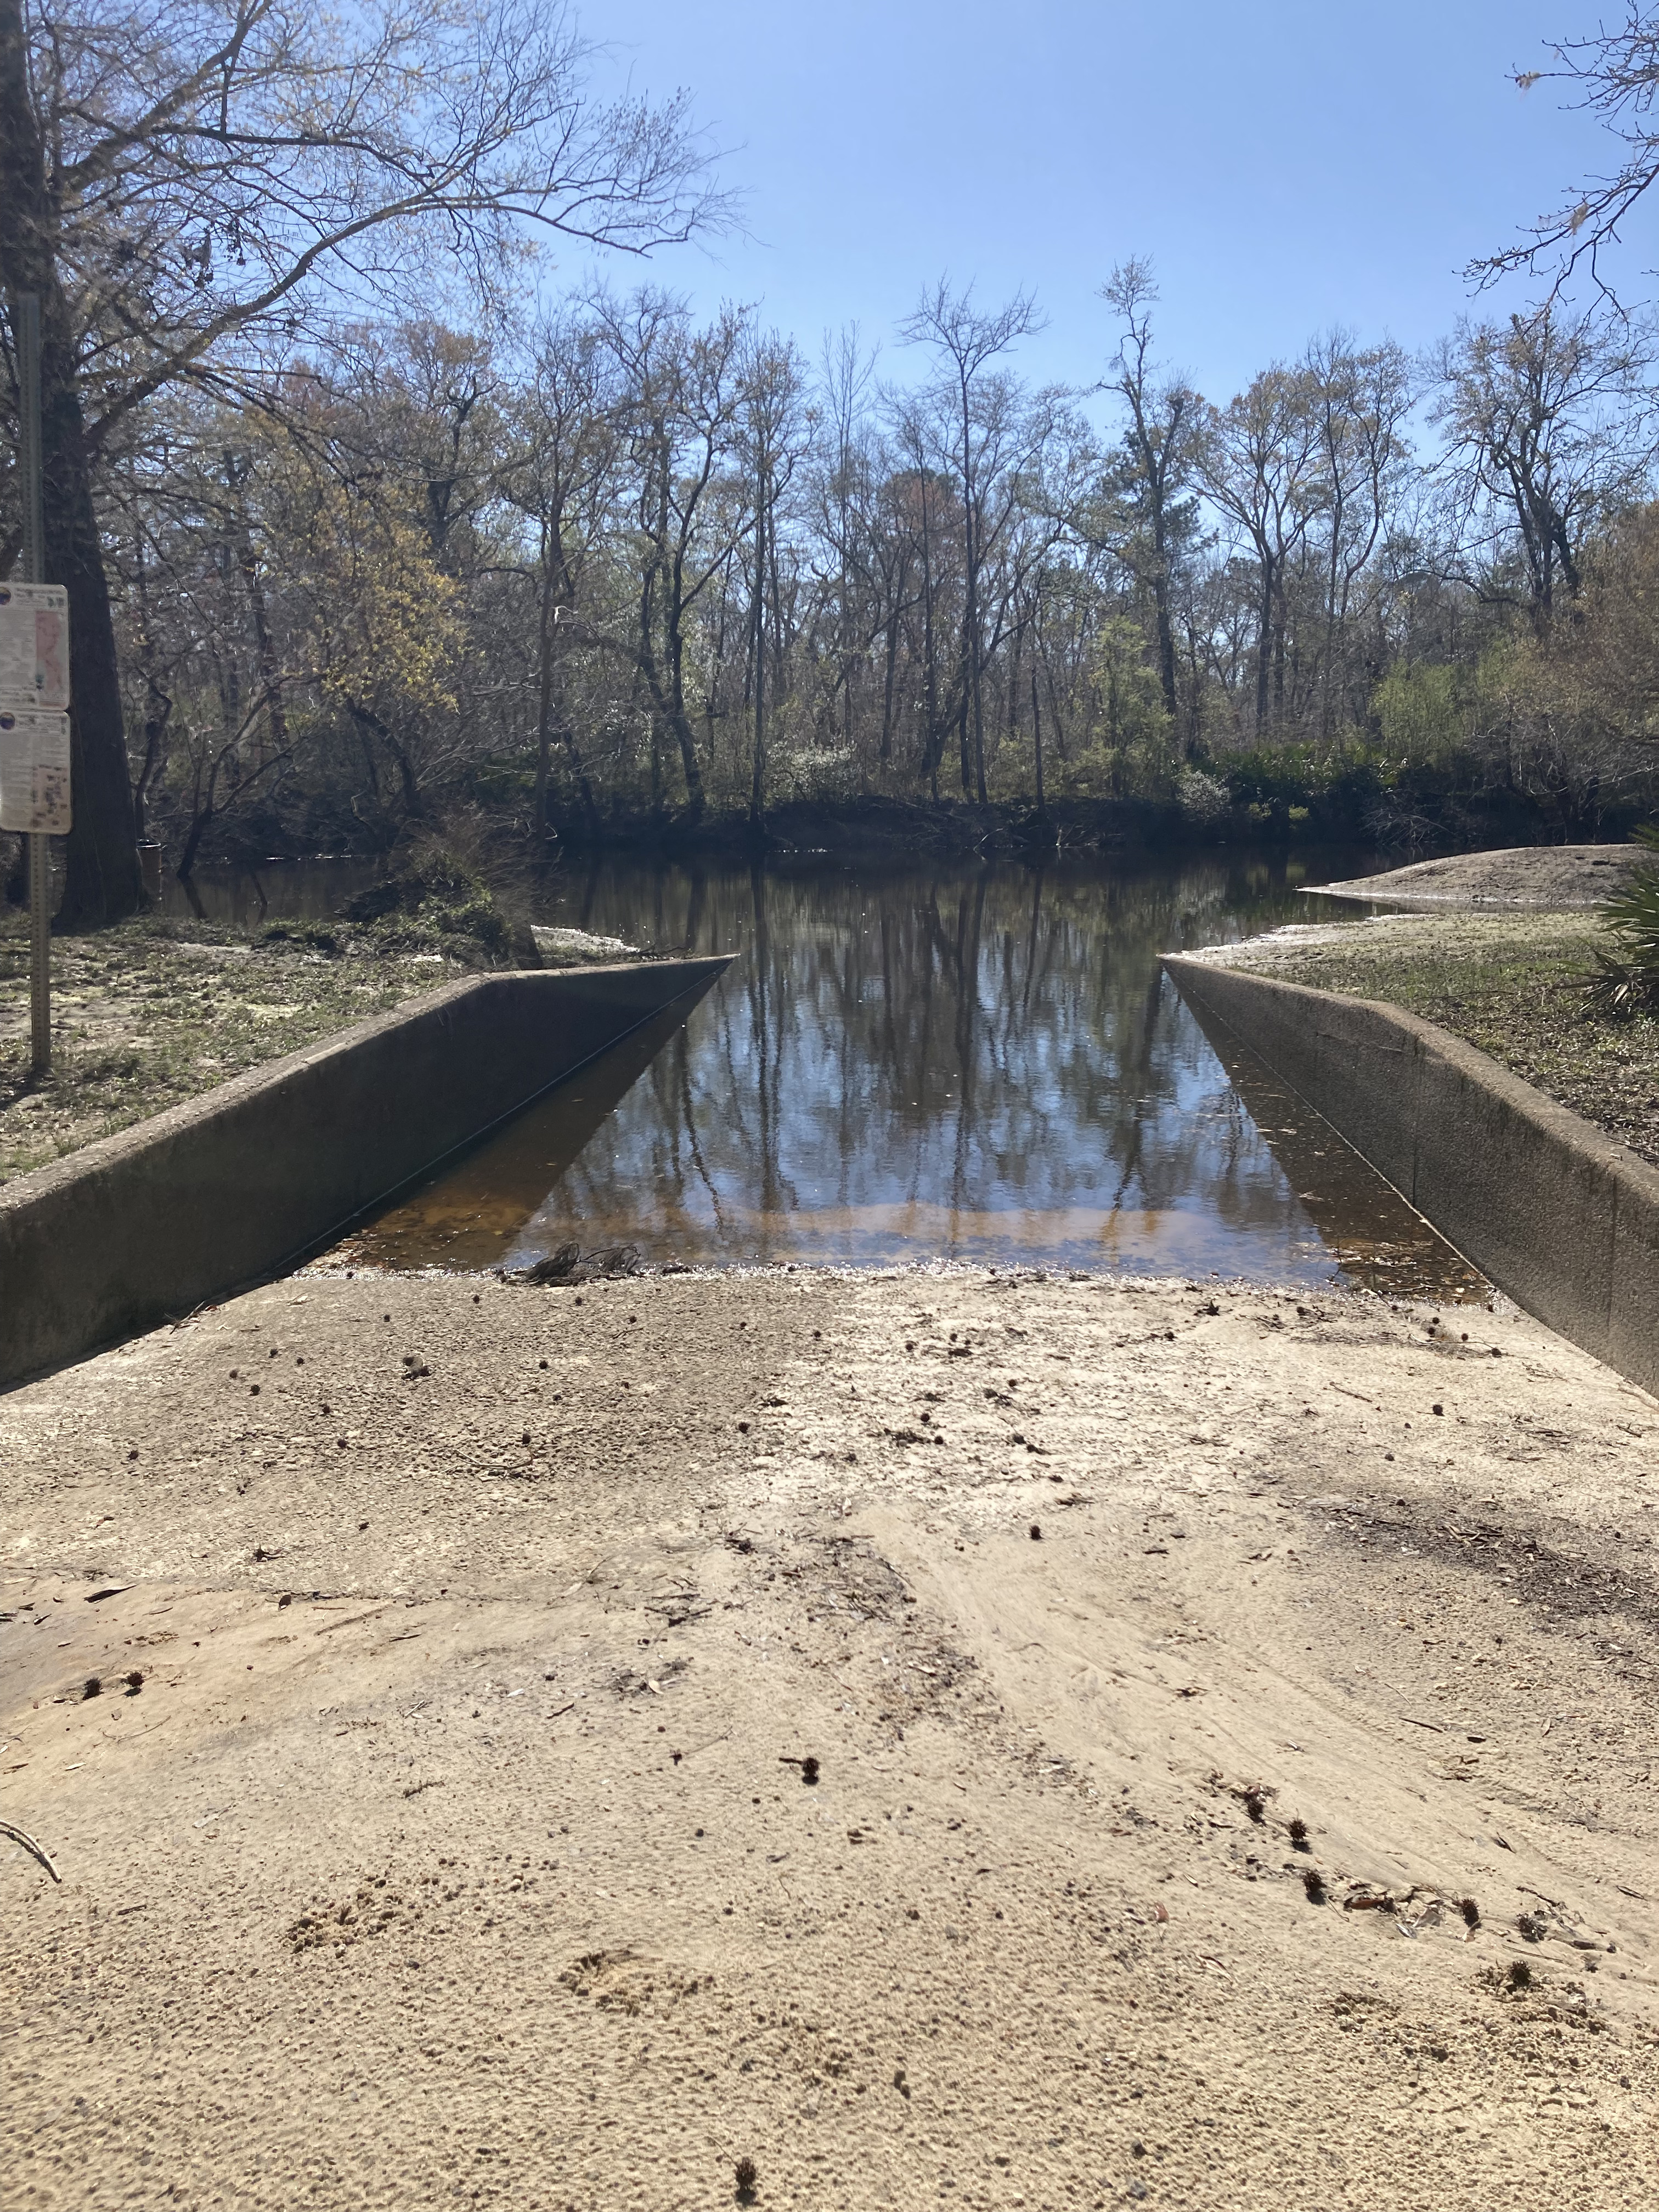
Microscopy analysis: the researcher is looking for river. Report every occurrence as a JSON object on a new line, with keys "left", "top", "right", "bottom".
{"left": 317, "top": 849, "right": 1480, "bottom": 1299}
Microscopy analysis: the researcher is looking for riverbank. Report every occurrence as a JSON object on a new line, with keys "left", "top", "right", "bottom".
{"left": 0, "top": 916, "right": 647, "bottom": 1186}
{"left": 1195, "top": 912, "right": 1659, "bottom": 1172}
{"left": 0, "top": 918, "right": 445, "bottom": 1184}
{"left": 146, "top": 774, "right": 1649, "bottom": 888}
{"left": 1316, "top": 844, "right": 1640, "bottom": 910}
{"left": 540, "top": 791, "right": 1650, "bottom": 864}
{"left": 3, "top": 1265, "right": 1656, "bottom": 2209}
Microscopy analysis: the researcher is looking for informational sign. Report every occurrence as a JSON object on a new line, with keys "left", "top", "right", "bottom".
{"left": 0, "top": 704, "right": 72, "bottom": 834}
{"left": 0, "top": 582, "right": 70, "bottom": 712}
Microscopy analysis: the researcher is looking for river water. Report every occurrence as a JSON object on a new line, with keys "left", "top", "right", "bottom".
{"left": 326, "top": 850, "right": 1482, "bottom": 1300}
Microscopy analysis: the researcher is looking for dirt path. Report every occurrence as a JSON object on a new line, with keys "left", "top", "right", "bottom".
{"left": 4, "top": 1266, "right": 1658, "bottom": 2209}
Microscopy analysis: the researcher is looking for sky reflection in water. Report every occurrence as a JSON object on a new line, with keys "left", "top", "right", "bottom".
{"left": 337, "top": 853, "right": 1482, "bottom": 1299}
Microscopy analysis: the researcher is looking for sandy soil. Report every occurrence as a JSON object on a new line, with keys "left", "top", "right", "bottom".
{"left": 1315, "top": 846, "right": 1639, "bottom": 911}
{"left": 4, "top": 1265, "right": 1659, "bottom": 2210}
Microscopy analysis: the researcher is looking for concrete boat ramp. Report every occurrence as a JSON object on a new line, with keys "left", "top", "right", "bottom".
{"left": 3, "top": 1263, "right": 1657, "bottom": 2209}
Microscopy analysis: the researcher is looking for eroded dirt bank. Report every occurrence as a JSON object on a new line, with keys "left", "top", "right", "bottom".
{"left": 3, "top": 1267, "right": 1658, "bottom": 2210}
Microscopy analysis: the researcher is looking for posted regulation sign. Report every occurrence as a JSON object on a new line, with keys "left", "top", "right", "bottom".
{"left": 0, "top": 705, "right": 72, "bottom": 834}
{"left": 0, "top": 582, "right": 71, "bottom": 833}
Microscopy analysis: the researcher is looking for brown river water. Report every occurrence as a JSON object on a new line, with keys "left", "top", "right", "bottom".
{"left": 305, "top": 850, "right": 1483, "bottom": 1301}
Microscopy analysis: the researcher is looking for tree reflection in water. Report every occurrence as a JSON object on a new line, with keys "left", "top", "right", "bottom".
{"left": 341, "top": 853, "right": 1480, "bottom": 1298}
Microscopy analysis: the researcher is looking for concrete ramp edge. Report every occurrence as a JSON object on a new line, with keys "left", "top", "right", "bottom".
{"left": 0, "top": 957, "right": 729, "bottom": 1389}
{"left": 1162, "top": 953, "right": 1659, "bottom": 1398}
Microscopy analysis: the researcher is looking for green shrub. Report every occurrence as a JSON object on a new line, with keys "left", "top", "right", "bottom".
{"left": 1582, "top": 826, "right": 1659, "bottom": 1015}
{"left": 345, "top": 844, "right": 510, "bottom": 964}
{"left": 1372, "top": 662, "right": 1464, "bottom": 765}
{"left": 1176, "top": 768, "right": 1231, "bottom": 825}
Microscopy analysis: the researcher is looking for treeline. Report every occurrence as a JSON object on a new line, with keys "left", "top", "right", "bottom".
{"left": 82, "top": 270, "right": 1659, "bottom": 874}
{"left": 5, "top": 3, "right": 1659, "bottom": 916}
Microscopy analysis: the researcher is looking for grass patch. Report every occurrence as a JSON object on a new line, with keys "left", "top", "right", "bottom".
{"left": 0, "top": 913, "right": 459, "bottom": 1184}
{"left": 1227, "top": 912, "right": 1659, "bottom": 1170}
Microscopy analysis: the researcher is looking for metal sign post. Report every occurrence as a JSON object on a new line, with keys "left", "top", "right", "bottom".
{"left": 20, "top": 294, "right": 49, "bottom": 1077}
{"left": 28, "top": 792, "right": 49, "bottom": 1069}
{"left": 1, "top": 294, "right": 67, "bottom": 1078}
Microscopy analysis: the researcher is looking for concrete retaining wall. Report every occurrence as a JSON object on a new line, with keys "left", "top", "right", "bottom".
{"left": 0, "top": 958, "right": 727, "bottom": 1388}
{"left": 1163, "top": 955, "right": 1659, "bottom": 1397}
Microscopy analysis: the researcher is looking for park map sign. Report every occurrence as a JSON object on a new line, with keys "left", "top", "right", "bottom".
{"left": 0, "top": 582, "right": 71, "bottom": 835}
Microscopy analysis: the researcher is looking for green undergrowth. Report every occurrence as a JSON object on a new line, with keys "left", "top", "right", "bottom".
{"left": 1226, "top": 912, "right": 1659, "bottom": 1171}
{"left": 1582, "top": 825, "right": 1659, "bottom": 1015}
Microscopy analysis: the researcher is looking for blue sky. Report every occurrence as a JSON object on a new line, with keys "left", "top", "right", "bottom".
{"left": 566, "top": 0, "right": 1640, "bottom": 406}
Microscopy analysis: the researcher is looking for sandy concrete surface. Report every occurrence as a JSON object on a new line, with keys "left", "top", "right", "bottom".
{"left": 1186, "top": 910, "right": 1604, "bottom": 974}
{"left": 1174, "top": 909, "right": 1659, "bottom": 1181}
{"left": 1315, "top": 846, "right": 1638, "bottom": 910}
{"left": 4, "top": 1266, "right": 1659, "bottom": 2210}
{"left": 529, "top": 927, "right": 642, "bottom": 965}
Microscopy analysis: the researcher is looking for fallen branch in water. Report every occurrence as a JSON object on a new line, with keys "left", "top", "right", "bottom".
{"left": 499, "top": 1242, "right": 643, "bottom": 1286}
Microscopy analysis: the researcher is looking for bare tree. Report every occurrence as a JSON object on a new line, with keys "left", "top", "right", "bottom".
{"left": 500, "top": 308, "right": 618, "bottom": 837}
{"left": 1199, "top": 365, "right": 1328, "bottom": 731}
{"left": 885, "top": 398, "right": 963, "bottom": 795}
{"left": 1305, "top": 331, "right": 1415, "bottom": 738}
{"left": 1473, "top": 9, "right": 1659, "bottom": 296}
{"left": 900, "top": 281, "right": 1045, "bottom": 802}
{"left": 591, "top": 290, "right": 751, "bottom": 820}
{"left": 1432, "top": 301, "right": 1658, "bottom": 628}
{"left": 1099, "top": 259, "right": 1202, "bottom": 729}
{"left": 816, "top": 328, "right": 877, "bottom": 754}
{"left": 736, "top": 331, "right": 809, "bottom": 831}
{"left": 0, "top": 0, "right": 722, "bottom": 922}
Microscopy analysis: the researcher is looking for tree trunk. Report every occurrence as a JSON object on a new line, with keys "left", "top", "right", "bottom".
{"left": 662, "top": 522, "right": 706, "bottom": 819}
{"left": 129, "top": 539, "right": 171, "bottom": 842}
{"left": 534, "top": 527, "right": 592, "bottom": 837}
{"left": 879, "top": 603, "right": 901, "bottom": 764}
{"left": 918, "top": 489, "right": 945, "bottom": 792}
{"left": 1144, "top": 459, "right": 1180, "bottom": 727}
{"left": 1254, "top": 555, "right": 1274, "bottom": 732}
{"left": 956, "top": 376, "right": 989, "bottom": 805}
{"left": 227, "top": 452, "right": 286, "bottom": 757}
{"left": 175, "top": 793, "right": 216, "bottom": 884}
{"left": 665, "top": 606, "right": 706, "bottom": 820}
{"left": 1124, "top": 382, "right": 1182, "bottom": 726}
{"left": 1153, "top": 577, "right": 1179, "bottom": 729}
{"left": 348, "top": 702, "right": 420, "bottom": 813}
{"left": 0, "top": 0, "right": 141, "bottom": 927}
{"left": 176, "top": 737, "right": 225, "bottom": 882}
{"left": 749, "top": 491, "right": 766, "bottom": 830}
